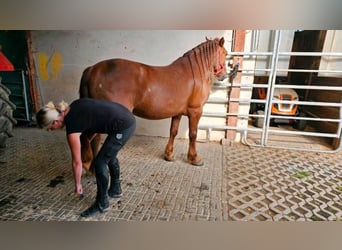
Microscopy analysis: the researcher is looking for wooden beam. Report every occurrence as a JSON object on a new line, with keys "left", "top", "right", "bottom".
{"left": 226, "top": 30, "right": 245, "bottom": 141}
{"left": 26, "top": 31, "right": 40, "bottom": 113}
{"left": 288, "top": 30, "right": 327, "bottom": 99}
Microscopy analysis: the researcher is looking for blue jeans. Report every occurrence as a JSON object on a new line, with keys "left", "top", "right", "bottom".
{"left": 91, "top": 122, "right": 136, "bottom": 207}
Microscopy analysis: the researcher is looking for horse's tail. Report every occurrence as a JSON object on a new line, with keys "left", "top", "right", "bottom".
{"left": 79, "top": 66, "right": 92, "bottom": 98}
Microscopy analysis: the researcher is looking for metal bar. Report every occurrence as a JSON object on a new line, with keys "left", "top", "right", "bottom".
{"left": 240, "top": 68, "right": 272, "bottom": 72}
{"left": 201, "top": 124, "right": 341, "bottom": 148}
{"left": 277, "top": 68, "right": 342, "bottom": 73}
{"left": 209, "top": 97, "right": 342, "bottom": 109}
{"left": 228, "top": 51, "right": 342, "bottom": 57}
{"left": 198, "top": 125, "right": 263, "bottom": 133}
{"left": 221, "top": 83, "right": 342, "bottom": 91}
{"left": 212, "top": 82, "right": 255, "bottom": 88}
{"left": 273, "top": 84, "right": 342, "bottom": 91}
{"left": 265, "top": 129, "right": 339, "bottom": 138}
{"left": 202, "top": 112, "right": 263, "bottom": 118}
{"left": 20, "top": 70, "right": 30, "bottom": 121}
{"left": 199, "top": 124, "right": 338, "bottom": 138}
{"left": 207, "top": 98, "right": 266, "bottom": 104}
{"left": 336, "top": 101, "right": 342, "bottom": 144}
{"left": 228, "top": 52, "right": 273, "bottom": 56}
{"left": 269, "top": 115, "right": 340, "bottom": 123}
{"left": 279, "top": 52, "right": 342, "bottom": 56}
{"left": 271, "top": 100, "right": 342, "bottom": 107}
{"left": 227, "top": 83, "right": 270, "bottom": 88}
{"left": 262, "top": 31, "right": 281, "bottom": 145}
{"left": 203, "top": 111, "right": 340, "bottom": 123}
{"left": 237, "top": 68, "right": 342, "bottom": 74}
{"left": 251, "top": 30, "right": 260, "bottom": 52}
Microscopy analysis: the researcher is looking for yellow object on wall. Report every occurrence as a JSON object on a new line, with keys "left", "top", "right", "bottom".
{"left": 37, "top": 52, "right": 49, "bottom": 81}
{"left": 50, "top": 52, "right": 63, "bottom": 80}
{"left": 37, "top": 52, "right": 63, "bottom": 81}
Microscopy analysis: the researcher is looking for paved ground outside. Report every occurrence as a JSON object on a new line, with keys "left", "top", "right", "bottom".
{"left": 0, "top": 127, "right": 341, "bottom": 221}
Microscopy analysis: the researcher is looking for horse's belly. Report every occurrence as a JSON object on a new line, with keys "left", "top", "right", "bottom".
{"left": 133, "top": 103, "right": 186, "bottom": 120}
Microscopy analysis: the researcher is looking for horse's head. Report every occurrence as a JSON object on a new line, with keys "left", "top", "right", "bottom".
{"left": 211, "top": 37, "right": 227, "bottom": 81}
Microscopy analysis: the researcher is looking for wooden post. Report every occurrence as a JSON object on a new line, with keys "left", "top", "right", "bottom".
{"left": 26, "top": 31, "right": 40, "bottom": 113}
{"left": 226, "top": 30, "right": 246, "bottom": 141}
{"left": 288, "top": 30, "right": 327, "bottom": 99}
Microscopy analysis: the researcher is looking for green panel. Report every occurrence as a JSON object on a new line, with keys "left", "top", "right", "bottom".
{"left": 0, "top": 31, "right": 31, "bottom": 122}
{"left": 0, "top": 71, "right": 32, "bottom": 121}
{"left": 0, "top": 31, "right": 28, "bottom": 70}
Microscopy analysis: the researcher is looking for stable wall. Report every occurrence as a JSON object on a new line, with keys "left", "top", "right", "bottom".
{"left": 31, "top": 30, "right": 232, "bottom": 139}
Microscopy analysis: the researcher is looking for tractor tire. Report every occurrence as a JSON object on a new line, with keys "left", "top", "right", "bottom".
{"left": 0, "top": 82, "right": 17, "bottom": 149}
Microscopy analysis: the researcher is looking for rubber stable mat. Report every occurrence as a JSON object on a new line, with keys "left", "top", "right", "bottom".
{"left": 224, "top": 143, "right": 342, "bottom": 221}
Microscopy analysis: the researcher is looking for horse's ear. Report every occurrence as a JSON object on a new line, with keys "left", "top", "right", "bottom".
{"left": 206, "top": 36, "right": 210, "bottom": 41}
{"left": 219, "top": 37, "right": 225, "bottom": 47}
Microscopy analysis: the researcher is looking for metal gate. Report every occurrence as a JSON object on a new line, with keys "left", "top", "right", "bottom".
{"left": 201, "top": 30, "right": 342, "bottom": 153}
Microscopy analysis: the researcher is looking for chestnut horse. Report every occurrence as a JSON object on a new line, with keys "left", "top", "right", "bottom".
{"left": 79, "top": 37, "right": 227, "bottom": 170}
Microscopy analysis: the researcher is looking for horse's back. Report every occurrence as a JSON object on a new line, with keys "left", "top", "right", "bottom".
{"left": 80, "top": 58, "right": 157, "bottom": 111}
{"left": 79, "top": 57, "right": 203, "bottom": 118}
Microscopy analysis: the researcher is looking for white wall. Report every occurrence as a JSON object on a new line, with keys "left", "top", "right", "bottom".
{"left": 320, "top": 30, "right": 342, "bottom": 77}
{"left": 254, "top": 30, "right": 295, "bottom": 76}
{"left": 31, "top": 30, "right": 232, "bottom": 139}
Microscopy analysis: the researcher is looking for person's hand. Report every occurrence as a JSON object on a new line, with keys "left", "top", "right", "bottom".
{"left": 75, "top": 184, "right": 84, "bottom": 198}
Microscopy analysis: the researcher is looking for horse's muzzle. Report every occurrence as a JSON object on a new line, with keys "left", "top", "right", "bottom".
{"left": 216, "top": 72, "right": 228, "bottom": 81}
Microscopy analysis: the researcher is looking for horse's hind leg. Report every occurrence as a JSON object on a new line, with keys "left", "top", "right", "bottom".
{"left": 187, "top": 110, "right": 204, "bottom": 166}
{"left": 164, "top": 115, "right": 182, "bottom": 162}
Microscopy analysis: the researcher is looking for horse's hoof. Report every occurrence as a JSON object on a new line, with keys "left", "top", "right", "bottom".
{"left": 164, "top": 155, "right": 175, "bottom": 162}
{"left": 190, "top": 159, "right": 204, "bottom": 166}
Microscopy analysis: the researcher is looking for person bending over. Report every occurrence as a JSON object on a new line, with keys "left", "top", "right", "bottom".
{"left": 36, "top": 98, "right": 136, "bottom": 217}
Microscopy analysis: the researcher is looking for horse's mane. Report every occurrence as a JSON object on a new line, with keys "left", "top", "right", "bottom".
{"left": 182, "top": 38, "right": 220, "bottom": 77}
{"left": 183, "top": 38, "right": 220, "bottom": 58}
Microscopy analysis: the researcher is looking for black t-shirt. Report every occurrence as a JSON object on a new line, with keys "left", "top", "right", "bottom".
{"left": 64, "top": 98, "right": 135, "bottom": 135}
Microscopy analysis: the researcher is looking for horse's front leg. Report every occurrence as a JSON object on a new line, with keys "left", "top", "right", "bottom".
{"left": 164, "top": 115, "right": 182, "bottom": 162}
{"left": 188, "top": 109, "right": 204, "bottom": 166}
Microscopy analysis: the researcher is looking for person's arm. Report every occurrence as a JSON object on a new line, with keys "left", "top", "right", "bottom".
{"left": 67, "top": 132, "right": 83, "bottom": 195}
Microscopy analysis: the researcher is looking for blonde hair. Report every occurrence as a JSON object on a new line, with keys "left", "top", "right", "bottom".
{"left": 36, "top": 100, "right": 69, "bottom": 129}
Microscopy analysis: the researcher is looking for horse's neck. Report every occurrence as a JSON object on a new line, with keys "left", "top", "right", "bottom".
{"left": 168, "top": 55, "right": 192, "bottom": 74}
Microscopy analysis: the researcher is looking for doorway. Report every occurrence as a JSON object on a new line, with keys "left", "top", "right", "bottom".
{"left": 0, "top": 30, "right": 37, "bottom": 124}
{"left": 229, "top": 30, "right": 342, "bottom": 152}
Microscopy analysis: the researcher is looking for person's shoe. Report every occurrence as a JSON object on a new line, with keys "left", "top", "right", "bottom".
{"left": 108, "top": 180, "right": 122, "bottom": 198}
{"left": 80, "top": 202, "right": 109, "bottom": 218}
